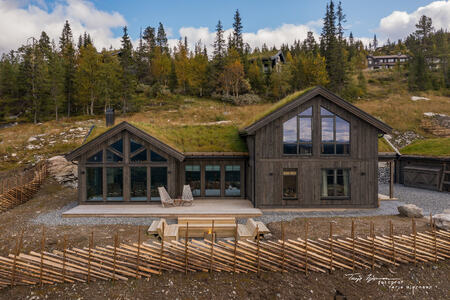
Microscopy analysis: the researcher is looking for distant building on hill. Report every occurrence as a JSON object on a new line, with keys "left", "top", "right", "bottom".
{"left": 367, "top": 54, "right": 409, "bottom": 70}
{"left": 249, "top": 50, "right": 286, "bottom": 73}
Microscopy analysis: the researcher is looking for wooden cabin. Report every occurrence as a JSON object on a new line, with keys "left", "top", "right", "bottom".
{"left": 367, "top": 54, "right": 409, "bottom": 70}
{"left": 66, "top": 86, "right": 391, "bottom": 208}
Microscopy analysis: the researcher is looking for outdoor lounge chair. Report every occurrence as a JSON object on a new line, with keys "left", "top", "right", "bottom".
{"left": 158, "top": 187, "right": 174, "bottom": 207}
{"left": 181, "top": 185, "right": 194, "bottom": 206}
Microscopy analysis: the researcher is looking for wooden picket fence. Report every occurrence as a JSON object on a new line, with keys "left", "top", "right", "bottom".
{"left": 0, "top": 219, "right": 448, "bottom": 290}
{"left": 0, "top": 161, "right": 47, "bottom": 213}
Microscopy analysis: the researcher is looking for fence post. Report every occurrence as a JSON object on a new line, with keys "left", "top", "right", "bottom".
{"left": 412, "top": 218, "right": 417, "bottom": 265}
{"left": 390, "top": 220, "right": 396, "bottom": 264}
{"left": 371, "top": 222, "right": 375, "bottom": 271}
{"left": 62, "top": 235, "right": 67, "bottom": 283}
{"left": 329, "top": 222, "right": 333, "bottom": 273}
{"left": 433, "top": 220, "right": 437, "bottom": 263}
{"left": 185, "top": 222, "right": 189, "bottom": 275}
{"left": 209, "top": 220, "right": 215, "bottom": 273}
{"left": 281, "top": 221, "right": 285, "bottom": 273}
{"left": 136, "top": 225, "right": 141, "bottom": 278}
{"left": 351, "top": 220, "right": 355, "bottom": 271}
{"left": 233, "top": 225, "right": 238, "bottom": 273}
{"left": 11, "top": 229, "right": 24, "bottom": 287}
{"left": 256, "top": 225, "right": 260, "bottom": 277}
{"left": 305, "top": 220, "right": 309, "bottom": 276}
{"left": 88, "top": 231, "right": 93, "bottom": 283}
{"left": 40, "top": 226, "right": 45, "bottom": 285}
{"left": 159, "top": 222, "right": 165, "bottom": 275}
{"left": 113, "top": 232, "right": 118, "bottom": 281}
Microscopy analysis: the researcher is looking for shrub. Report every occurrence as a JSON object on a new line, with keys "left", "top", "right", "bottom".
{"left": 218, "top": 93, "right": 263, "bottom": 106}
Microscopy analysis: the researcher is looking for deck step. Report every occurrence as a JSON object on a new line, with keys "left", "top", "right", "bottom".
{"left": 178, "top": 217, "right": 236, "bottom": 225}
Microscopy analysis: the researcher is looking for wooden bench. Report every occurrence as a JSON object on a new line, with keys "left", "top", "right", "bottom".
{"left": 177, "top": 217, "right": 237, "bottom": 238}
{"left": 147, "top": 218, "right": 179, "bottom": 241}
{"left": 237, "top": 219, "right": 270, "bottom": 240}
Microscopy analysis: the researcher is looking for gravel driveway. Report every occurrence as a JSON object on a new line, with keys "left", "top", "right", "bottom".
{"left": 379, "top": 183, "right": 449, "bottom": 215}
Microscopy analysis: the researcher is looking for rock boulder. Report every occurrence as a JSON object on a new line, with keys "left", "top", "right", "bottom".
{"left": 47, "top": 156, "right": 78, "bottom": 188}
{"left": 397, "top": 204, "right": 423, "bottom": 218}
{"left": 433, "top": 213, "right": 450, "bottom": 230}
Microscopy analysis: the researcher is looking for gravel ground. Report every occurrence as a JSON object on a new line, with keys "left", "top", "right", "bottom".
{"left": 30, "top": 183, "right": 449, "bottom": 226}
{"left": 379, "top": 183, "right": 449, "bottom": 215}
{"left": 31, "top": 201, "right": 170, "bottom": 226}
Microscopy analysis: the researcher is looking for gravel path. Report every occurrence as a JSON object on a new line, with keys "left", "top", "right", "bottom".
{"left": 379, "top": 183, "right": 449, "bottom": 215}
{"left": 31, "top": 184, "right": 449, "bottom": 226}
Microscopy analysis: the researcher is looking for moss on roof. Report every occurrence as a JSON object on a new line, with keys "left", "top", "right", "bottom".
{"left": 239, "top": 87, "right": 315, "bottom": 131}
{"left": 378, "top": 137, "right": 396, "bottom": 153}
{"left": 248, "top": 50, "right": 279, "bottom": 60}
{"left": 86, "top": 122, "right": 248, "bottom": 153}
{"left": 400, "top": 138, "right": 450, "bottom": 157}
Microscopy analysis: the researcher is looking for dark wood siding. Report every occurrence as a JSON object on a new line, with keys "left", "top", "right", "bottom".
{"left": 252, "top": 95, "right": 380, "bottom": 208}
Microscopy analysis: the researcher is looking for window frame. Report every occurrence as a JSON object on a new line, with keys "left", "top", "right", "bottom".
{"left": 82, "top": 132, "right": 169, "bottom": 202}
{"left": 320, "top": 107, "right": 350, "bottom": 156}
{"left": 320, "top": 168, "right": 351, "bottom": 200}
{"left": 283, "top": 106, "right": 313, "bottom": 156}
{"left": 282, "top": 168, "right": 298, "bottom": 200}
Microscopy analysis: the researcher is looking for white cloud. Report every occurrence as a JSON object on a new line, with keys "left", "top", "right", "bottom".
{"left": 0, "top": 0, "right": 126, "bottom": 53}
{"left": 169, "top": 23, "right": 319, "bottom": 54}
{"left": 377, "top": 0, "right": 450, "bottom": 41}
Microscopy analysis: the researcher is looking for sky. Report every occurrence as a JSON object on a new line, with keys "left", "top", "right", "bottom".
{"left": 0, "top": 0, "right": 449, "bottom": 53}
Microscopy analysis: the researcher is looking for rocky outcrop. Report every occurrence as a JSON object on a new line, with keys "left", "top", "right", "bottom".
{"left": 397, "top": 204, "right": 424, "bottom": 218}
{"left": 433, "top": 213, "right": 450, "bottom": 230}
{"left": 47, "top": 156, "right": 78, "bottom": 188}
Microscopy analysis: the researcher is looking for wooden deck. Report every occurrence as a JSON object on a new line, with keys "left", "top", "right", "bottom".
{"left": 62, "top": 199, "right": 262, "bottom": 218}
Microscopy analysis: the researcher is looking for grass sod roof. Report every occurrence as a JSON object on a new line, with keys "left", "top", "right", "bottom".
{"left": 378, "top": 137, "right": 397, "bottom": 153}
{"left": 86, "top": 122, "right": 248, "bottom": 153}
{"left": 400, "top": 138, "right": 450, "bottom": 157}
{"left": 239, "top": 87, "right": 315, "bottom": 131}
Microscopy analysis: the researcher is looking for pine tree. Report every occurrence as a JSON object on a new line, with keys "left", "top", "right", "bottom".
{"left": 119, "top": 26, "right": 135, "bottom": 113}
{"left": 59, "top": 20, "right": 76, "bottom": 117}
{"left": 48, "top": 41, "right": 64, "bottom": 121}
{"left": 232, "top": 9, "right": 244, "bottom": 53}
{"left": 156, "top": 22, "right": 169, "bottom": 53}
{"left": 213, "top": 20, "right": 226, "bottom": 69}
{"left": 373, "top": 34, "right": 378, "bottom": 50}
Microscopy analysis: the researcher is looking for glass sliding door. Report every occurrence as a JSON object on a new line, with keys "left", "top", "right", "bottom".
{"left": 131, "top": 167, "right": 147, "bottom": 201}
{"left": 86, "top": 167, "right": 103, "bottom": 201}
{"left": 106, "top": 167, "right": 123, "bottom": 201}
{"left": 151, "top": 167, "right": 167, "bottom": 201}
{"left": 185, "top": 165, "right": 201, "bottom": 196}
{"left": 205, "top": 165, "right": 221, "bottom": 197}
{"left": 225, "top": 165, "right": 241, "bottom": 196}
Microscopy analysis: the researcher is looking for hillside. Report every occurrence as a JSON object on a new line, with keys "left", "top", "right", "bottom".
{"left": 0, "top": 74, "right": 449, "bottom": 171}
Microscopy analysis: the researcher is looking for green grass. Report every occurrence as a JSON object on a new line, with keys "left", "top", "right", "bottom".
{"left": 400, "top": 138, "right": 450, "bottom": 157}
{"left": 239, "top": 87, "right": 314, "bottom": 131}
{"left": 378, "top": 138, "right": 396, "bottom": 152}
{"left": 86, "top": 122, "right": 248, "bottom": 153}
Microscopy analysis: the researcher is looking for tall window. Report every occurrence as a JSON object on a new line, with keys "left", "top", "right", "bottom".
{"left": 225, "top": 165, "right": 241, "bottom": 197}
{"left": 321, "top": 107, "right": 350, "bottom": 155}
{"left": 321, "top": 169, "right": 350, "bottom": 198}
{"left": 151, "top": 167, "right": 167, "bottom": 201}
{"left": 205, "top": 165, "right": 221, "bottom": 196}
{"left": 106, "top": 167, "right": 123, "bottom": 201}
{"left": 86, "top": 167, "right": 102, "bottom": 201}
{"left": 185, "top": 165, "right": 201, "bottom": 196}
{"left": 283, "top": 169, "right": 297, "bottom": 199}
{"left": 283, "top": 107, "right": 312, "bottom": 155}
{"left": 131, "top": 167, "right": 147, "bottom": 201}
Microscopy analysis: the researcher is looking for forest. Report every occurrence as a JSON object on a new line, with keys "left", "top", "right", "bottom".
{"left": 0, "top": 0, "right": 448, "bottom": 124}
